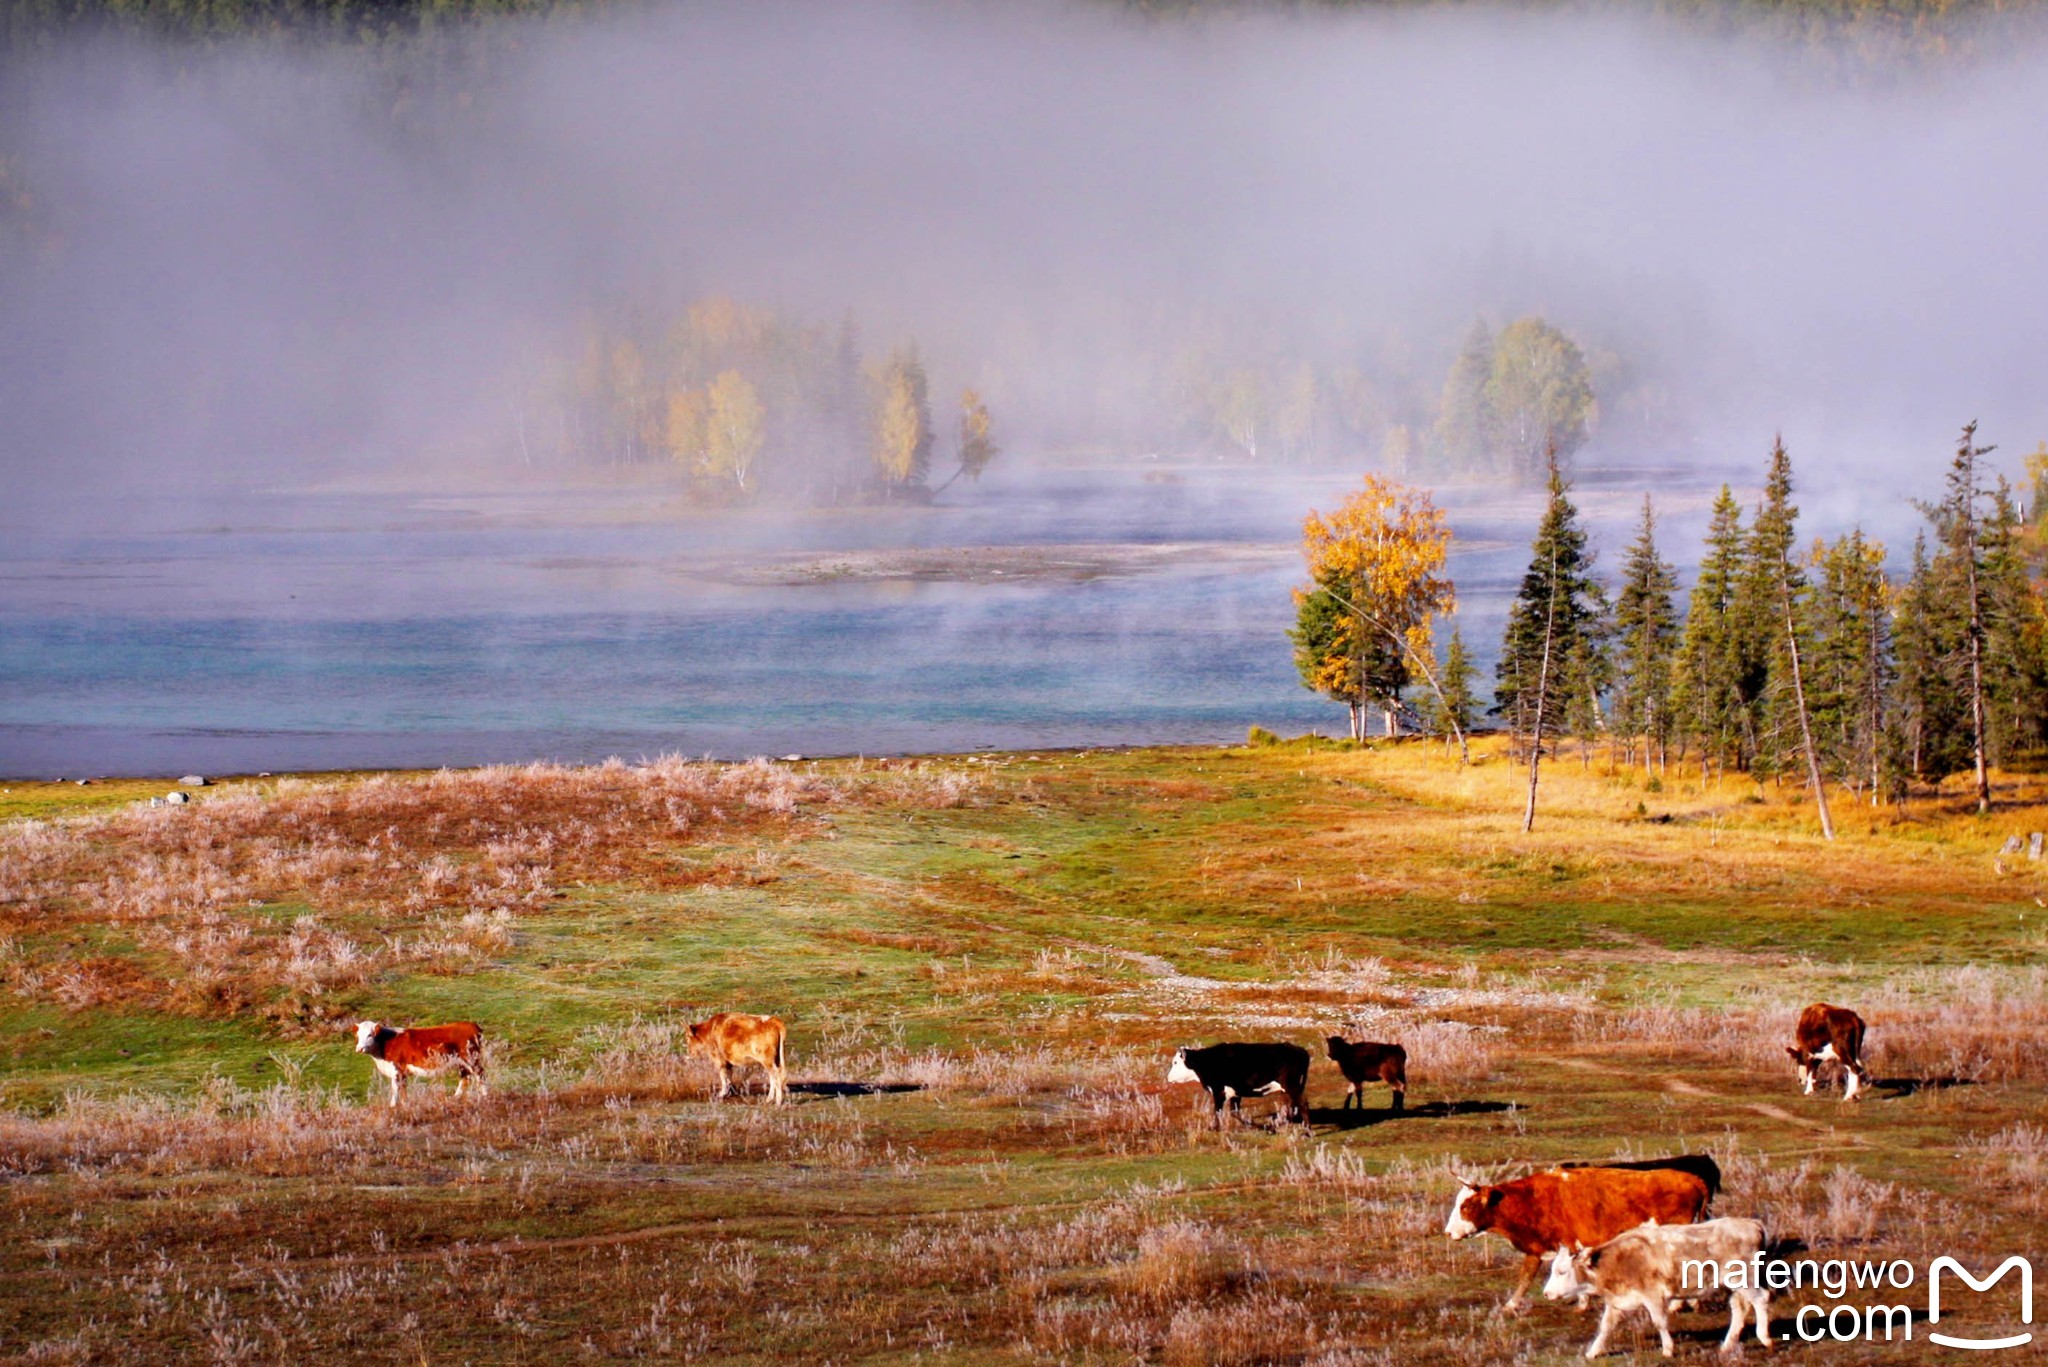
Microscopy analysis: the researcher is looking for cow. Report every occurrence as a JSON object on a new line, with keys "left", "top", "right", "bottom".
{"left": 686, "top": 1012, "right": 787, "bottom": 1104}
{"left": 1561, "top": 1154, "right": 1723, "bottom": 1204}
{"left": 1786, "top": 1003, "right": 1869, "bottom": 1101}
{"left": 352, "top": 1020, "right": 485, "bottom": 1108}
{"left": 1166, "top": 1042, "right": 1310, "bottom": 1128}
{"left": 1443, "top": 1166, "right": 1713, "bottom": 1313}
{"left": 1543, "top": 1217, "right": 1773, "bottom": 1358}
{"left": 1325, "top": 1036, "right": 1407, "bottom": 1111}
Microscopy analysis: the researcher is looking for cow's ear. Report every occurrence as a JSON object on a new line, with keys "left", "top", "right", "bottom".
{"left": 1483, "top": 1188, "right": 1504, "bottom": 1209}
{"left": 1784, "top": 1045, "right": 1801, "bottom": 1059}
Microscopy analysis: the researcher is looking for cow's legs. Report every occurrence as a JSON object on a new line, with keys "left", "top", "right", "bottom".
{"left": 1584, "top": 1303, "right": 1622, "bottom": 1357}
{"left": 1504, "top": 1255, "right": 1541, "bottom": 1315}
{"left": 1736, "top": 1289, "right": 1772, "bottom": 1350}
{"left": 716, "top": 1062, "right": 734, "bottom": 1100}
{"left": 1721, "top": 1294, "right": 1747, "bottom": 1351}
{"left": 1842, "top": 1067, "right": 1863, "bottom": 1102}
{"left": 1388, "top": 1082, "right": 1404, "bottom": 1111}
{"left": 389, "top": 1073, "right": 405, "bottom": 1109}
{"left": 767, "top": 1062, "right": 786, "bottom": 1105}
{"left": 1646, "top": 1298, "right": 1675, "bottom": 1357}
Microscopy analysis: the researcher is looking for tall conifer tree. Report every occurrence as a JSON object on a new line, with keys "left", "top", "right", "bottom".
{"left": 1496, "top": 455, "right": 1607, "bottom": 830}
{"left": 1613, "top": 496, "right": 1678, "bottom": 770}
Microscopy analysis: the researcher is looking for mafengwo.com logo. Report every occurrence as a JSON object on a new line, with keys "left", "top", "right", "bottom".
{"left": 1681, "top": 1252, "right": 2032, "bottom": 1350}
{"left": 1927, "top": 1256, "right": 2033, "bottom": 1351}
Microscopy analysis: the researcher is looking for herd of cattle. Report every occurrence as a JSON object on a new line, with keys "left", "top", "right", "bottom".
{"left": 350, "top": 1000, "right": 1873, "bottom": 1357}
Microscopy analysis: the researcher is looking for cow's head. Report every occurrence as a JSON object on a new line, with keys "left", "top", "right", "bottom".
{"left": 1325, "top": 1036, "right": 1348, "bottom": 1058}
{"left": 1165, "top": 1047, "right": 1198, "bottom": 1085}
{"left": 353, "top": 1021, "right": 383, "bottom": 1054}
{"left": 684, "top": 1019, "right": 713, "bottom": 1058}
{"left": 1542, "top": 1247, "right": 1592, "bottom": 1301}
{"left": 1443, "top": 1183, "right": 1500, "bottom": 1239}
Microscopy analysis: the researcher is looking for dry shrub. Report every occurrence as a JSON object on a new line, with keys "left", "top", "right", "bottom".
{"left": 1278, "top": 1143, "right": 1375, "bottom": 1193}
{"left": 1162, "top": 1292, "right": 1318, "bottom": 1367}
{"left": 1402, "top": 1021, "right": 1497, "bottom": 1086}
{"left": 0, "top": 1081, "right": 368, "bottom": 1177}
{"left": 1820, "top": 1165, "right": 1894, "bottom": 1242}
{"left": 1859, "top": 966, "right": 2048, "bottom": 1082}
{"left": 1120, "top": 1221, "right": 1239, "bottom": 1305}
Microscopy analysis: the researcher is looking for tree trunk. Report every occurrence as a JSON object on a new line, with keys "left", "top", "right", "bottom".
{"left": 1779, "top": 565, "right": 1834, "bottom": 841}
{"left": 1522, "top": 550, "right": 1561, "bottom": 835}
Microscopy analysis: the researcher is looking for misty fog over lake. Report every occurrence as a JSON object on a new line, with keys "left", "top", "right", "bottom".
{"left": 2, "top": 466, "right": 1678, "bottom": 775}
{"left": 3, "top": 1, "right": 2042, "bottom": 775}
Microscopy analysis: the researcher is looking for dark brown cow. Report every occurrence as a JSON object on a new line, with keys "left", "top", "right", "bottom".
{"left": 1443, "top": 1166, "right": 1712, "bottom": 1312}
{"left": 1786, "top": 1002, "right": 1869, "bottom": 1101}
{"left": 353, "top": 1020, "right": 485, "bottom": 1108}
{"left": 1325, "top": 1037, "right": 1407, "bottom": 1111}
{"left": 687, "top": 1012, "right": 787, "bottom": 1104}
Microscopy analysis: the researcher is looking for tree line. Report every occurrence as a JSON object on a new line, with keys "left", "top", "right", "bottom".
{"left": 1295, "top": 427, "right": 2048, "bottom": 829}
{"left": 1158, "top": 313, "right": 1601, "bottom": 481}
{"left": 506, "top": 298, "right": 997, "bottom": 505}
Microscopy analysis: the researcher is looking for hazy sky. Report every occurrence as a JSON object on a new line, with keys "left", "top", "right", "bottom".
{"left": 3, "top": 1, "right": 2046, "bottom": 522}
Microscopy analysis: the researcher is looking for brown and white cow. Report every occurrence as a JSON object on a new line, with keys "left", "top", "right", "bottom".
{"left": 1443, "top": 1166, "right": 1713, "bottom": 1313}
{"left": 1786, "top": 1002, "right": 1869, "bottom": 1101}
{"left": 1326, "top": 1037, "right": 1407, "bottom": 1112}
{"left": 1543, "top": 1217, "right": 1773, "bottom": 1358}
{"left": 686, "top": 1012, "right": 787, "bottom": 1104}
{"left": 353, "top": 1020, "right": 485, "bottom": 1108}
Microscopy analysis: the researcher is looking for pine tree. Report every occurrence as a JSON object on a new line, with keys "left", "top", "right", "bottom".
{"left": 1891, "top": 531, "right": 1971, "bottom": 791}
{"left": 1425, "top": 628, "right": 1478, "bottom": 763}
{"left": 1670, "top": 486, "right": 1745, "bottom": 777}
{"left": 1495, "top": 455, "right": 1607, "bottom": 830}
{"left": 1735, "top": 438, "right": 1832, "bottom": 835}
{"left": 1980, "top": 479, "right": 2048, "bottom": 765}
{"left": 1807, "top": 531, "right": 1894, "bottom": 803}
{"left": 1925, "top": 423, "right": 1996, "bottom": 811}
{"left": 1612, "top": 495, "right": 1679, "bottom": 771}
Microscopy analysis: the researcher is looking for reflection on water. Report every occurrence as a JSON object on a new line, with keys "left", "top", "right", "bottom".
{"left": 0, "top": 465, "right": 1709, "bottom": 775}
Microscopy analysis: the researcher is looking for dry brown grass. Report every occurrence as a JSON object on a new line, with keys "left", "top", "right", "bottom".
{"left": 0, "top": 757, "right": 982, "bottom": 1029}
{"left": 1592, "top": 963, "right": 2048, "bottom": 1083}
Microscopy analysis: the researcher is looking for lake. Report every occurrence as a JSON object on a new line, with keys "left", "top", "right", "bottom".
{"left": 0, "top": 464, "right": 1710, "bottom": 777}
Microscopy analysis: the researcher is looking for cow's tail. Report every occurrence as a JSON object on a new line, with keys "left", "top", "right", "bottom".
{"left": 468, "top": 1025, "right": 488, "bottom": 1080}
{"left": 775, "top": 1026, "right": 785, "bottom": 1073}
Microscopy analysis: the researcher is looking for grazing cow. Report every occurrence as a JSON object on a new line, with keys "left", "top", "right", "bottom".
{"left": 1543, "top": 1217, "right": 1773, "bottom": 1358}
{"left": 1443, "top": 1167, "right": 1712, "bottom": 1312}
{"left": 353, "top": 1020, "right": 485, "bottom": 1108}
{"left": 1561, "top": 1154, "right": 1723, "bottom": 1204}
{"left": 686, "top": 1012, "right": 787, "bottom": 1104}
{"left": 1786, "top": 1003, "right": 1869, "bottom": 1101}
{"left": 1325, "top": 1036, "right": 1407, "bottom": 1111}
{"left": 1166, "top": 1042, "right": 1310, "bottom": 1128}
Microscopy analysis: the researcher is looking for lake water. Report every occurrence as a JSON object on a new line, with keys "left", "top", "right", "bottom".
{"left": 0, "top": 465, "right": 1706, "bottom": 777}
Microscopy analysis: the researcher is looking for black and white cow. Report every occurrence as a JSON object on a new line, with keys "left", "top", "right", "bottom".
{"left": 1166, "top": 1042, "right": 1310, "bottom": 1128}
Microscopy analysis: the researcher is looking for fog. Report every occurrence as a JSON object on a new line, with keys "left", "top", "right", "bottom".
{"left": 3, "top": 0, "right": 2047, "bottom": 532}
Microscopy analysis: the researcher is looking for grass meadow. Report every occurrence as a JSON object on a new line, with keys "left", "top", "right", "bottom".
{"left": 2, "top": 739, "right": 2045, "bottom": 1363}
